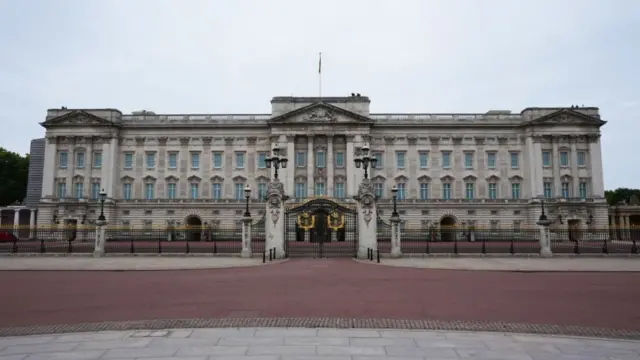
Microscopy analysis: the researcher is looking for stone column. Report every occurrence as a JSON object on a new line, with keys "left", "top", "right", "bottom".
{"left": 93, "top": 219, "right": 107, "bottom": 257}
{"left": 537, "top": 211, "right": 552, "bottom": 258}
{"left": 307, "top": 136, "right": 314, "bottom": 196}
{"left": 552, "top": 138, "right": 561, "bottom": 197}
{"left": 42, "top": 136, "right": 57, "bottom": 198}
{"left": 390, "top": 214, "right": 402, "bottom": 258}
{"left": 355, "top": 179, "right": 377, "bottom": 258}
{"left": 533, "top": 141, "right": 544, "bottom": 197}
{"left": 327, "top": 135, "right": 334, "bottom": 197}
{"left": 13, "top": 209, "right": 20, "bottom": 237}
{"left": 570, "top": 137, "right": 579, "bottom": 197}
{"left": 624, "top": 216, "right": 630, "bottom": 240}
{"left": 83, "top": 137, "right": 93, "bottom": 198}
{"left": 526, "top": 136, "right": 537, "bottom": 199}
{"left": 241, "top": 215, "right": 252, "bottom": 258}
{"left": 346, "top": 135, "right": 355, "bottom": 197}
{"left": 589, "top": 134, "right": 605, "bottom": 198}
{"left": 29, "top": 209, "right": 36, "bottom": 239}
{"left": 286, "top": 135, "right": 295, "bottom": 195}
{"left": 66, "top": 137, "right": 77, "bottom": 197}
{"left": 265, "top": 180, "right": 286, "bottom": 258}
{"left": 407, "top": 136, "right": 418, "bottom": 199}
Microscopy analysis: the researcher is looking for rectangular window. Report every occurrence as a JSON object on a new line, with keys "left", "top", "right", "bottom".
{"left": 396, "top": 152, "right": 406, "bottom": 169}
{"left": 442, "top": 151, "right": 451, "bottom": 168}
{"left": 543, "top": 182, "right": 553, "bottom": 198}
{"left": 464, "top": 152, "right": 474, "bottom": 169}
{"left": 419, "top": 152, "right": 429, "bottom": 169}
{"left": 334, "top": 183, "right": 345, "bottom": 198}
{"left": 488, "top": 183, "right": 497, "bottom": 200}
{"left": 93, "top": 152, "right": 102, "bottom": 168}
{"left": 561, "top": 182, "right": 570, "bottom": 198}
{"left": 579, "top": 182, "right": 588, "bottom": 199}
{"left": 542, "top": 151, "right": 551, "bottom": 167}
{"left": 124, "top": 153, "right": 134, "bottom": 169}
{"left": 420, "top": 183, "right": 429, "bottom": 200}
{"left": 123, "top": 183, "right": 132, "bottom": 200}
{"left": 316, "top": 151, "right": 326, "bottom": 168}
{"left": 513, "top": 221, "right": 522, "bottom": 233}
{"left": 296, "top": 152, "right": 306, "bottom": 167}
{"left": 510, "top": 152, "right": 519, "bottom": 169}
{"left": 235, "top": 152, "right": 245, "bottom": 168}
{"left": 442, "top": 183, "right": 451, "bottom": 200}
{"left": 146, "top": 152, "right": 155, "bottom": 169}
{"left": 335, "top": 152, "right": 344, "bottom": 167}
{"left": 315, "top": 183, "right": 326, "bottom": 196}
{"left": 560, "top": 151, "right": 569, "bottom": 167}
{"left": 190, "top": 183, "right": 199, "bottom": 199}
{"left": 235, "top": 183, "right": 245, "bottom": 200}
{"left": 91, "top": 183, "right": 100, "bottom": 200}
{"left": 373, "top": 153, "right": 383, "bottom": 169}
{"left": 74, "top": 182, "right": 83, "bottom": 199}
{"left": 374, "top": 183, "right": 383, "bottom": 198}
{"left": 190, "top": 152, "right": 200, "bottom": 169}
{"left": 258, "top": 183, "right": 268, "bottom": 199}
{"left": 59, "top": 152, "right": 68, "bottom": 168}
{"left": 577, "top": 151, "right": 586, "bottom": 166}
{"left": 487, "top": 152, "right": 496, "bottom": 169}
{"left": 57, "top": 182, "right": 66, "bottom": 198}
{"left": 295, "top": 182, "right": 307, "bottom": 198}
{"left": 145, "top": 183, "right": 154, "bottom": 200}
{"left": 212, "top": 183, "right": 222, "bottom": 199}
{"left": 76, "top": 152, "right": 85, "bottom": 168}
{"left": 167, "top": 183, "right": 176, "bottom": 199}
{"left": 212, "top": 152, "right": 222, "bottom": 169}
{"left": 258, "top": 152, "right": 267, "bottom": 169}
{"left": 465, "top": 183, "right": 475, "bottom": 200}
{"left": 397, "top": 183, "right": 406, "bottom": 200}
{"left": 511, "top": 183, "right": 521, "bottom": 199}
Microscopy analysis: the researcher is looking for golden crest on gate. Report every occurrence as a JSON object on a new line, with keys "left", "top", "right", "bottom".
{"left": 297, "top": 211, "right": 315, "bottom": 230}
{"left": 327, "top": 210, "right": 345, "bottom": 231}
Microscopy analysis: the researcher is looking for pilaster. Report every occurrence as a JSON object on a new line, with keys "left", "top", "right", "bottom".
{"left": 589, "top": 134, "right": 605, "bottom": 197}
{"left": 346, "top": 135, "right": 356, "bottom": 197}
{"left": 307, "top": 136, "right": 314, "bottom": 196}
{"left": 552, "top": 138, "right": 561, "bottom": 197}
{"left": 327, "top": 135, "right": 334, "bottom": 197}
{"left": 42, "top": 136, "right": 57, "bottom": 198}
{"left": 570, "top": 136, "right": 579, "bottom": 197}
{"left": 286, "top": 135, "right": 295, "bottom": 196}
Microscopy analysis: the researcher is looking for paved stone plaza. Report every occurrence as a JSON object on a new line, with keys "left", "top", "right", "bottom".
{"left": 1, "top": 327, "right": 639, "bottom": 360}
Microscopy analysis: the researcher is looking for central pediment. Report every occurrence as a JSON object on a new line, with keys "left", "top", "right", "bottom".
{"left": 268, "top": 102, "right": 373, "bottom": 125}
{"left": 523, "top": 109, "right": 606, "bottom": 128}
{"left": 40, "top": 110, "right": 121, "bottom": 129}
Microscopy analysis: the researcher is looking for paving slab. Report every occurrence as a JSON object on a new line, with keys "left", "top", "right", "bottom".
{"left": 0, "top": 328, "right": 638, "bottom": 360}
{"left": 377, "top": 257, "right": 640, "bottom": 271}
{"left": 0, "top": 256, "right": 273, "bottom": 270}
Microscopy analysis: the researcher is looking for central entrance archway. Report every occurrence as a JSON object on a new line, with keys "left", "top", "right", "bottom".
{"left": 185, "top": 215, "right": 202, "bottom": 242}
{"left": 440, "top": 216, "right": 457, "bottom": 242}
{"left": 285, "top": 199, "right": 358, "bottom": 258}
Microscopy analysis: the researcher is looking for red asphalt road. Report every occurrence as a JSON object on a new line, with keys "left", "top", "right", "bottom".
{"left": 0, "top": 259, "right": 639, "bottom": 330}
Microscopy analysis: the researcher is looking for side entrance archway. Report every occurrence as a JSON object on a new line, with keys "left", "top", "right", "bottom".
{"left": 185, "top": 215, "right": 202, "bottom": 242}
{"left": 440, "top": 216, "right": 457, "bottom": 242}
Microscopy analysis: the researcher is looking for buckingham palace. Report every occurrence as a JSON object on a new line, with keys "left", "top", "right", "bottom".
{"left": 32, "top": 94, "right": 608, "bottom": 232}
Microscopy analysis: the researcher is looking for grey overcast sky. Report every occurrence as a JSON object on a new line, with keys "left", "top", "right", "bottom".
{"left": 0, "top": 0, "right": 638, "bottom": 189}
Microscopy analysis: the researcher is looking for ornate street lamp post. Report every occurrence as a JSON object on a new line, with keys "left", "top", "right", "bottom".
{"left": 265, "top": 144, "right": 288, "bottom": 180}
{"left": 243, "top": 185, "right": 252, "bottom": 217}
{"left": 539, "top": 200, "right": 548, "bottom": 222}
{"left": 354, "top": 143, "right": 377, "bottom": 180}
{"left": 390, "top": 185, "right": 399, "bottom": 217}
{"left": 98, "top": 189, "right": 107, "bottom": 222}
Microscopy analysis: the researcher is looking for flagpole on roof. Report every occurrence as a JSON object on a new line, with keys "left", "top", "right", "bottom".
{"left": 318, "top": 52, "right": 322, "bottom": 99}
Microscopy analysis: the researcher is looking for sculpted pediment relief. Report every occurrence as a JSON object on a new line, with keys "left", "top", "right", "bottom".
{"left": 524, "top": 109, "right": 606, "bottom": 128}
{"left": 268, "top": 103, "right": 373, "bottom": 125}
{"left": 41, "top": 111, "right": 120, "bottom": 128}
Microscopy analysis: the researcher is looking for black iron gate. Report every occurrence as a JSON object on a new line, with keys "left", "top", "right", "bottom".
{"left": 284, "top": 199, "right": 358, "bottom": 258}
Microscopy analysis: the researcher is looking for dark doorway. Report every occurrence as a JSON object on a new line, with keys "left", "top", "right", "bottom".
{"left": 295, "top": 223, "right": 305, "bottom": 242}
{"left": 185, "top": 216, "right": 202, "bottom": 242}
{"left": 568, "top": 219, "right": 580, "bottom": 242}
{"left": 439, "top": 216, "right": 456, "bottom": 242}
{"left": 311, "top": 209, "right": 329, "bottom": 243}
{"left": 66, "top": 219, "right": 78, "bottom": 242}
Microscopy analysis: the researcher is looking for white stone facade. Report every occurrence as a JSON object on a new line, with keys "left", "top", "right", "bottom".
{"left": 37, "top": 96, "right": 608, "bottom": 231}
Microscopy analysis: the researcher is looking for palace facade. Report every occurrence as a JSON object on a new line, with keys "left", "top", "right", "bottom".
{"left": 32, "top": 95, "right": 608, "bottom": 232}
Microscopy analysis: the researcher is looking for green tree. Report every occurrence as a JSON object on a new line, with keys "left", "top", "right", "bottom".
{"left": 0, "top": 148, "right": 29, "bottom": 206}
{"left": 605, "top": 187, "right": 640, "bottom": 206}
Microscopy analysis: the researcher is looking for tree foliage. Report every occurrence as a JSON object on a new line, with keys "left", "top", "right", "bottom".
{"left": 605, "top": 188, "right": 640, "bottom": 206}
{"left": 0, "top": 148, "right": 29, "bottom": 206}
